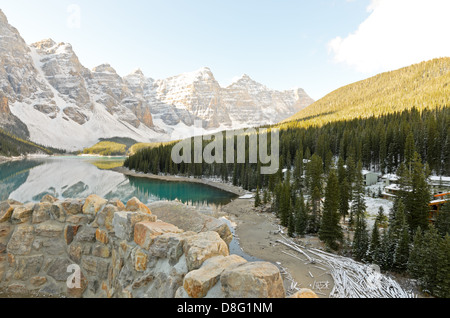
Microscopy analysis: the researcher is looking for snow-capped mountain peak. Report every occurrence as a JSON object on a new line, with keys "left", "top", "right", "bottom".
{"left": 92, "top": 63, "right": 118, "bottom": 74}
{"left": 0, "top": 9, "right": 9, "bottom": 24}
{"left": 0, "top": 10, "right": 314, "bottom": 151}
{"left": 129, "top": 68, "right": 145, "bottom": 77}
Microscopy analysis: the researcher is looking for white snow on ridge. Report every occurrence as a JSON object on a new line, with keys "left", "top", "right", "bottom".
{"left": 10, "top": 100, "right": 164, "bottom": 151}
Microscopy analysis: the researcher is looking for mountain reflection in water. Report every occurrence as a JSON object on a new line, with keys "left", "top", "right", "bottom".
{"left": 0, "top": 157, "right": 236, "bottom": 207}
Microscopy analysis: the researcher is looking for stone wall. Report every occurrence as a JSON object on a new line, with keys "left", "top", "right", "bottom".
{"left": 0, "top": 195, "right": 301, "bottom": 298}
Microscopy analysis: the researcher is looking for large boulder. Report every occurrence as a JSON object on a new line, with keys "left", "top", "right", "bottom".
{"left": 134, "top": 221, "right": 183, "bottom": 249}
{"left": 183, "top": 231, "right": 229, "bottom": 271}
{"left": 220, "top": 262, "right": 286, "bottom": 298}
{"left": 113, "top": 211, "right": 157, "bottom": 241}
{"left": 32, "top": 203, "right": 52, "bottom": 224}
{"left": 34, "top": 221, "right": 64, "bottom": 238}
{"left": 12, "top": 254, "right": 44, "bottom": 281}
{"left": 6, "top": 225, "right": 35, "bottom": 255}
{"left": 126, "top": 197, "right": 152, "bottom": 214}
{"left": 183, "top": 255, "right": 247, "bottom": 298}
{"left": 92, "top": 204, "right": 118, "bottom": 232}
{"left": 148, "top": 232, "right": 195, "bottom": 265}
{"left": 40, "top": 194, "right": 58, "bottom": 204}
{"left": 288, "top": 289, "right": 319, "bottom": 298}
{"left": 82, "top": 194, "right": 107, "bottom": 216}
{"left": 61, "top": 199, "right": 84, "bottom": 215}
{"left": 0, "top": 201, "right": 20, "bottom": 223}
{"left": 11, "top": 203, "right": 34, "bottom": 224}
{"left": 149, "top": 202, "right": 232, "bottom": 245}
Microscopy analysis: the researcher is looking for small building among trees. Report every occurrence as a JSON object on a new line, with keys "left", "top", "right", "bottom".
{"left": 362, "top": 170, "right": 380, "bottom": 186}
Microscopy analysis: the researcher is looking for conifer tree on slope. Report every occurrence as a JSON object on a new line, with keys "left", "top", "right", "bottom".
{"left": 305, "top": 154, "right": 323, "bottom": 234}
{"left": 351, "top": 161, "right": 369, "bottom": 261}
{"left": 393, "top": 202, "right": 411, "bottom": 272}
{"left": 293, "top": 148, "right": 304, "bottom": 184}
{"left": 319, "top": 169, "right": 342, "bottom": 250}
{"left": 367, "top": 219, "right": 381, "bottom": 264}
{"left": 278, "top": 181, "right": 291, "bottom": 228}
{"left": 295, "top": 191, "right": 308, "bottom": 236}
{"left": 420, "top": 226, "right": 440, "bottom": 295}
{"left": 337, "top": 156, "right": 350, "bottom": 221}
{"left": 255, "top": 186, "right": 261, "bottom": 208}
{"left": 408, "top": 152, "right": 432, "bottom": 233}
{"left": 436, "top": 200, "right": 450, "bottom": 237}
{"left": 435, "top": 234, "right": 450, "bottom": 298}
{"left": 408, "top": 227, "right": 424, "bottom": 279}
{"left": 379, "top": 229, "right": 395, "bottom": 270}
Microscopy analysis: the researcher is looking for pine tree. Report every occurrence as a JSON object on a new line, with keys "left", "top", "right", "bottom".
{"left": 339, "top": 176, "right": 350, "bottom": 222}
{"left": 288, "top": 210, "right": 295, "bottom": 238}
{"left": 263, "top": 189, "right": 269, "bottom": 205}
{"left": 379, "top": 130, "right": 387, "bottom": 174}
{"left": 337, "top": 156, "right": 346, "bottom": 183}
{"left": 436, "top": 201, "right": 450, "bottom": 237}
{"left": 293, "top": 148, "right": 304, "bottom": 183}
{"left": 255, "top": 187, "right": 261, "bottom": 208}
{"left": 393, "top": 212, "right": 410, "bottom": 272}
{"left": 309, "top": 186, "right": 322, "bottom": 234}
{"left": 421, "top": 226, "right": 440, "bottom": 294}
{"left": 337, "top": 156, "right": 350, "bottom": 221}
{"left": 404, "top": 131, "right": 415, "bottom": 172}
{"left": 391, "top": 199, "right": 407, "bottom": 239}
{"left": 305, "top": 154, "right": 324, "bottom": 197}
{"left": 435, "top": 234, "right": 450, "bottom": 298}
{"left": 350, "top": 162, "right": 366, "bottom": 227}
{"left": 408, "top": 152, "right": 432, "bottom": 233}
{"left": 384, "top": 227, "right": 399, "bottom": 270}
{"left": 319, "top": 169, "right": 342, "bottom": 250}
{"left": 408, "top": 227, "right": 424, "bottom": 279}
{"left": 279, "top": 183, "right": 291, "bottom": 227}
{"left": 295, "top": 192, "right": 308, "bottom": 236}
{"left": 324, "top": 150, "right": 333, "bottom": 175}
{"left": 274, "top": 182, "right": 282, "bottom": 218}
{"left": 376, "top": 206, "right": 387, "bottom": 228}
{"left": 367, "top": 221, "right": 381, "bottom": 264}
{"left": 352, "top": 214, "right": 369, "bottom": 262}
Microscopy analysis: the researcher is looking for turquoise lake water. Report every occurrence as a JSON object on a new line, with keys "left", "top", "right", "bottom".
{"left": 0, "top": 156, "right": 237, "bottom": 206}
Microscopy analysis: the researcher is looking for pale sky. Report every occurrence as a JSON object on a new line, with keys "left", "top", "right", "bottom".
{"left": 1, "top": 0, "right": 449, "bottom": 100}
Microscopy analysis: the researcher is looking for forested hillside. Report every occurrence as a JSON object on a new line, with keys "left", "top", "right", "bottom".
{"left": 284, "top": 58, "right": 450, "bottom": 128}
{"left": 0, "top": 128, "right": 56, "bottom": 157}
{"left": 125, "top": 107, "right": 450, "bottom": 178}
{"left": 124, "top": 107, "right": 450, "bottom": 298}
{"left": 82, "top": 141, "right": 128, "bottom": 156}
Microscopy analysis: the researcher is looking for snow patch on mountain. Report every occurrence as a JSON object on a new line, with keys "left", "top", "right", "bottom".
{"left": 0, "top": 9, "right": 314, "bottom": 151}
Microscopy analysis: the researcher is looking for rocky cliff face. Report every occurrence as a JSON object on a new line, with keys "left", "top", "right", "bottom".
{"left": 222, "top": 75, "right": 314, "bottom": 127}
{"left": 0, "top": 9, "right": 314, "bottom": 151}
{"left": 0, "top": 195, "right": 304, "bottom": 298}
{"left": 0, "top": 92, "right": 29, "bottom": 139}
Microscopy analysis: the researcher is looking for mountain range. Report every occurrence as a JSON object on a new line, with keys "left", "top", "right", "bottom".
{"left": 0, "top": 10, "right": 314, "bottom": 151}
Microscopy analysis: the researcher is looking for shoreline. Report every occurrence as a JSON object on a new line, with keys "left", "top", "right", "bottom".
{"left": 112, "top": 166, "right": 247, "bottom": 197}
{"left": 112, "top": 166, "right": 332, "bottom": 297}
{"left": 0, "top": 154, "right": 51, "bottom": 164}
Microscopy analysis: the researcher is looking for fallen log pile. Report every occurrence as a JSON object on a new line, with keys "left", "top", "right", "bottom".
{"left": 277, "top": 236, "right": 416, "bottom": 298}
